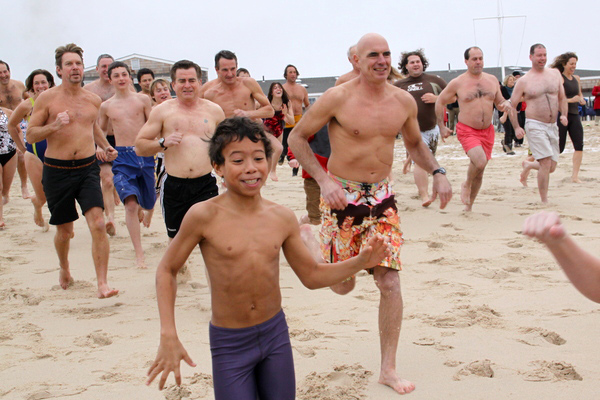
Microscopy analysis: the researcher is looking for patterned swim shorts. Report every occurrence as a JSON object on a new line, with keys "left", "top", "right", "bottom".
{"left": 320, "top": 173, "right": 403, "bottom": 272}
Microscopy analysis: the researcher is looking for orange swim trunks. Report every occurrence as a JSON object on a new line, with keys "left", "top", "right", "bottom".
{"left": 319, "top": 174, "right": 404, "bottom": 272}
{"left": 285, "top": 114, "right": 302, "bottom": 129}
{"left": 456, "top": 122, "right": 495, "bottom": 160}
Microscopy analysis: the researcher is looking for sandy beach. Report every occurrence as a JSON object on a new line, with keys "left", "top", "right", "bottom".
{"left": 1, "top": 123, "right": 599, "bottom": 400}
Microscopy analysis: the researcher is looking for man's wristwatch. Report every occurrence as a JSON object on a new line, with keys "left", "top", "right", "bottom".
{"left": 158, "top": 138, "right": 167, "bottom": 150}
{"left": 432, "top": 167, "right": 446, "bottom": 176}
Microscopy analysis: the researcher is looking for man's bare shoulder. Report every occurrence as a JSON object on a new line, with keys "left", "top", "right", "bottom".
{"left": 200, "top": 79, "right": 219, "bottom": 96}
{"left": 83, "top": 89, "right": 102, "bottom": 107}
{"left": 199, "top": 98, "right": 225, "bottom": 115}
{"left": 12, "top": 79, "right": 25, "bottom": 90}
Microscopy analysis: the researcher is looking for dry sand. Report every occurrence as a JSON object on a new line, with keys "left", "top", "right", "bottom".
{"left": 1, "top": 123, "right": 599, "bottom": 400}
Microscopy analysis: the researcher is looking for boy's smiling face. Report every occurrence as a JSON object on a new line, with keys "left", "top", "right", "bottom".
{"left": 215, "top": 138, "right": 269, "bottom": 195}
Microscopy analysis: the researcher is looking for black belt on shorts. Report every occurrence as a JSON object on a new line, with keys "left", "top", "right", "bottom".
{"left": 44, "top": 155, "right": 97, "bottom": 169}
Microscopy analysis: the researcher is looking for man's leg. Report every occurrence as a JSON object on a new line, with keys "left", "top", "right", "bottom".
{"left": 100, "top": 163, "right": 116, "bottom": 236}
{"left": 83, "top": 206, "right": 118, "bottom": 298}
{"left": 462, "top": 147, "right": 488, "bottom": 211}
{"left": 123, "top": 196, "right": 146, "bottom": 269}
{"left": 373, "top": 266, "right": 414, "bottom": 394}
{"left": 572, "top": 151, "right": 583, "bottom": 183}
{"left": 55, "top": 222, "right": 74, "bottom": 289}
{"left": 17, "top": 150, "right": 30, "bottom": 198}
{"left": 537, "top": 157, "right": 554, "bottom": 203}
{"left": 413, "top": 164, "right": 431, "bottom": 207}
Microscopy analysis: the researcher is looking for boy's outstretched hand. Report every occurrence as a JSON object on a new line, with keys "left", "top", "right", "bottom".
{"left": 357, "top": 233, "right": 391, "bottom": 269}
{"left": 146, "top": 336, "right": 196, "bottom": 390}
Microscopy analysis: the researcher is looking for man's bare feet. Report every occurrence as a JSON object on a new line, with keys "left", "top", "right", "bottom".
{"left": 379, "top": 375, "right": 415, "bottom": 395}
{"left": 42, "top": 221, "right": 49, "bottom": 233}
{"left": 460, "top": 182, "right": 471, "bottom": 206}
{"left": 105, "top": 220, "right": 116, "bottom": 236}
{"left": 59, "top": 268, "right": 74, "bottom": 290}
{"left": 421, "top": 197, "right": 432, "bottom": 208}
{"left": 571, "top": 177, "right": 581, "bottom": 183}
{"left": 0, "top": 220, "right": 5, "bottom": 230}
{"left": 269, "top": 172, "right": 278, "bottom": 182}
{"left": 142, "top": 210, "right": 153, "bottom": 228}
{"left": 138, "top": 207, "right": 144, "bottom": 223}
{"left": 97, "top": 284, "right": 119, "bottom": 299}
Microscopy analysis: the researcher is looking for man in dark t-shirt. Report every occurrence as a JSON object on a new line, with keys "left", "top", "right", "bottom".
{"left": 395, "top": 49, "right": 447, "bottom": 207}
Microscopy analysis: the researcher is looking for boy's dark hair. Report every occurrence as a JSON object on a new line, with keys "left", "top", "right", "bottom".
{"left": 398, "top": 49, "right": 429, "bottom": 75}
{"left": 25, "top": 69, "right": 55, "bottom": 92}
{"left": 209, "top": 117, "right": 273, "bottom": 166}
{"left": 215, "top": 50, "right": 237, "bottom": 69}
{"left": 170, "top": 60, "right": 201, "bottom": 82}
{"left": 137, "top": 67, "right": 155, "bottom": 82}
{"left": 108, "top": 61, "right": 131, "bottom": 79}
{"left": 236, "top": 68, "right": 250, "bottom": 76}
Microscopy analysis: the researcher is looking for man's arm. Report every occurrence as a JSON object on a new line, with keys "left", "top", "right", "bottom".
{"left": 146, "top": 205, "right": 204, "bottom": 389}
{"left": 434, "top": 81, "right": 457, "bottom": 138}
{"left": 402, "top": 97, "right": 452, "bottom": 209}
{"left": 26, "top": 92, "right": 67, "bottom": 144}
{"left": 523, "top": 211, "right": 600, "bottom": 303}
{"left": 235, "top": 79, "right": 273, "bottom": 119}
{"left": 135, "top": 106, "right": 178, "bottom": 156}
{"left": 7, "top": 101, "right": 28, "bottom": 153}
{"left": 288, "top": 88, "right": 346, "bottom": 209}
{"left": 282, "top": 210, "right": 389, "bottom": 288}
{"left": 557, "top": 72, "right": 568, "bottom": 126}
{"left": 302, "top": 86, "right": 310, "bottom": 111}
{"left": 508, "top": 79, "right": 526, "bottom": 139}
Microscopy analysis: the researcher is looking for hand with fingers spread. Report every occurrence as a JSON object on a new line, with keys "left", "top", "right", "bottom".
{"left": 146, "top": 335, "right": 196, "bottom": 390}
{"left": 356, "top": 234, "right": 391, "bottom": 269}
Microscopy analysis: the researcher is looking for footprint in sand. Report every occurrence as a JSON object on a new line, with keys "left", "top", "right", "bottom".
{"left": 294, "top": 345, "right": 316, "bottom": 358}
{"left": 289, "top": 328, "right": 323, "bottom": 342}
{"left": 3, "top": 288, "right": 44, "bottom": 305}
{"left": 454, "top": 359, "right": 494, "bottom": 380}
{"left": 412, "top": 337, "right": 454, "bottom": 351}
{"left": 505, "top": 240, "right": 523, "bottom": 248}
{"left": 57, "top": 303, "right": 123, "bottom": 320}
{"left": 517, "top": 327, "right": 566, "bottom": 346}
{"left": 74, "top": 330, "right": 113, "bottom": 348}
{"left": 521, "top": 360, "right": 582, "bottom": 382}
{"left": 420, "top": 304, "right": 503, "bottom": 329}
{"left": 297, "top": 364, "right": 372, "bottom": 400}
{"left": 427, "top": 241, "right": 443, "bottom": 249}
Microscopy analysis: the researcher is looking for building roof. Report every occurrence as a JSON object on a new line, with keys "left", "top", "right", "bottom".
{"left": 257, "top": 77, "right": 338, "bottom": 98}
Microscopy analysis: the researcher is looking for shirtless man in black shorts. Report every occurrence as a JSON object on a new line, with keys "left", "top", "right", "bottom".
{"left": 27, "top": 43, "right": 119, "bottom": 299}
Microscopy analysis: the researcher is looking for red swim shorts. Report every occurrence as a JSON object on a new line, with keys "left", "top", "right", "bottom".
{"left": 456, "top": 122, "right": 494, "bottom": 160}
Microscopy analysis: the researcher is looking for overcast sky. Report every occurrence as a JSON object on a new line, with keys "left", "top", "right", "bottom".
{"left": 3, "top": 0, "right": 599, "bottom": 84}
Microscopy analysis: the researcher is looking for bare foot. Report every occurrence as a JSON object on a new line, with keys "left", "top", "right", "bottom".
{"left": 137, "top": 257, "right": 147, "bottom": 269}
{"left": 142, "top": 210, "right": 153, "bottom": 228}
{"left": 379, "top": 375, "right": 415, "bottom": 395}
{"left": 138, "top": 207, "right": 144, "bottom": 223}
{"left": 269, "top": 172, "right": 278, "bottom": 182}
{"left": 571, "top": 177, "right": 581, "bottom": 183}
{"left": 21, "top": 186, "right": 31, "bottom": 199}
{"left": 33, "top": 200, "right": 45, "bottom": 228}
{"left": 402, "top": 158, "right": 412, "bottom": 174}
{"left": 97, "top": 284, "right": 119, "bottom": 299}
{"left": 105, "top": 220, "right": 116, "bottom": 237}
{"left": 59, "top": 268, "right": 73, "bottom": 290}
{"left": 519, "top": 161, "right": 529, "bottom": 187}
{"left": 3, "top": 195, "right": 9, "bottom": 205}
{"left": 421, "top": 197, "right": 432, "bottom": 208}
{"left": 42, "top": 221, "right": 49, "bottom": 233}
{"left": 460, "top": 182, "right": 471, "bottom": 206}
{"left": 0, "top": 221, "right": 5, "bottom": 230}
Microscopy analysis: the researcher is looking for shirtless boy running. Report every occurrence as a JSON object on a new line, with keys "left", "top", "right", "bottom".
{"left": 27, "top": 43, "right": 118, "bottom": 299}
{"left": 146, "top": 117, "right": 390, "bottom": 399}
{"left": 98, "top": 61, "right": 154, "bottom": 269}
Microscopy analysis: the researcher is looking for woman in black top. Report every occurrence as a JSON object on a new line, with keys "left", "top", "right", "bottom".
{"left": 551, "top": 52, "right": 585, "bottom": 183}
